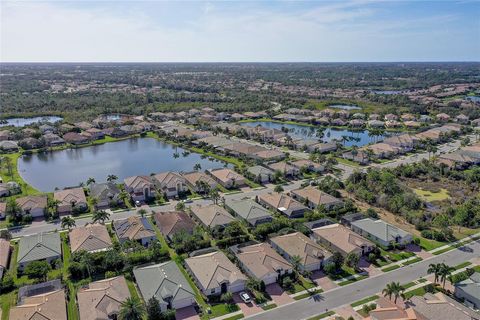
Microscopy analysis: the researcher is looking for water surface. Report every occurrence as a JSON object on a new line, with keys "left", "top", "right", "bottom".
{"left": 0, "top": 116, "right": 63, "bottom": 127}
{"left": 328, "top": 104, "right": 361, "bottom": 110}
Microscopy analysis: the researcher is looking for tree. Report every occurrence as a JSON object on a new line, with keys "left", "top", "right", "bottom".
{"left": 5, "top": 198, "right": 22, "bottom": 223}
{"left": 119, "top": 190, "right": 130, "bottom": 205}
{"left": 92, "top": 210, "right": 110, "bottom": 224}
{"left": 382, "top": 282, "right": 404, "bottom": 303}
{"left": 119, "top": 297, "right": 146, "bottom": 320}
{"left": 61, "top": 216, "right": 76, "bottom": 230}
{"left": 439, "top": 263, "right": 454, "bottom": 289}
{"left": 193, "top": 163, "right": 202, "bottom": 171}
{"left": 86, "top": 177, "right": 96, "bottom": 185}
{"left": 290, "top": 255, "right": 303, "bottom": 277}
{"left": 24, "top": 261, "right": 51, "bottom": 282}
{"left": 209, "top": 187, "right": 220, "bottom": 204}
{"left": 146, "top": 296, "right": 162, "bottom": 320}
{"left": 175, "top": 201, "right": 185, "bottom": 211}
{"left": 138, "top": 208, "right": 147, "bottom": 218}
{"left": 331, "top": 252, "right": 344, "bottom": 268}
{"left": 107, "top": 174, "right": 118, "bottom": 182}
{"left": 345, "top": 252, "right": 360, "bottom": 270}
{"left": 246, "top": 278, "right": 262, "bottom": 292}
{"left": 427, "top": 263, "right": 442, "bottom": 284}
{"left": 220, "top": 292, "right": 233, "bottom": 303}
{"left": 274, "top": 185, "right": 284, "bottom": 193}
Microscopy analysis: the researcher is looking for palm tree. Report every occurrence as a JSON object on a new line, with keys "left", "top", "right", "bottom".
{"left": 61, "top": 216, "right": 76, "bottom": 230}
{"left": 246, "top": 278, "right": 261, "bottom": 292}
{"left": 439, "top": 263, "right": 454, "bottom": 288}
{"left": 92, "top": 210, "right": 110, "bottom": 224}
{"left": 427, "top": 263, "right": 442, "bottom": 284}
{"left": 107, "top": 174, "right": 118, "bottom": 182}
{"left": 290, "top": 255, "right": 303, "bottom": 277}
{"left": 119, "top": 190, "right": 130, "bottom": 205}
{"left": 86, "top": 177, "right": 96, "bottom": 186}
{"left": 119, "top": 297, "right": 146, "bottom": 320}
{"left": 209, "top": 188, "right": 220, "bottom": 204}
{"left": 274, "top": 185, "right": 284, "bottom": 193}
{"left": 382, "top": 282, "right": 404, "bottom": 303}
{"left": 193, "top": 163, "right": 202, "bottom": 171}
{"left": 137, "top": 208, "right": 147, "bottom": 218}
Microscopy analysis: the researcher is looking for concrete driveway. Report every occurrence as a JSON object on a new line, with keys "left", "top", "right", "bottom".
{"left": 311, "top": 271, "right": 337, "bottom": 291}
{"left": 266, "top": 283, "right": 294, "bottom": 306}
{"left": 175, "top": 306, "right": 200, "bottom": 320}
{"left": 233, "top": 292, "right": 263, "bottom": 317}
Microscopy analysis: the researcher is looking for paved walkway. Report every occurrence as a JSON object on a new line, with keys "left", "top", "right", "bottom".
{"left": 266, "top": 283, "right": 294, "bottom": 306}
{"left": 233, "top": 293, "right": 263, "bottom": 317}
{"left": 311, "top": 271, "right": 338, "bottom": 291}
{"left": 176, "top": 306, "right": 200, "bottom": 320}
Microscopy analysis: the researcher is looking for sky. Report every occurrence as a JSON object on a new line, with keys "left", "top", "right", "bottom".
{"left": 1, "top": 0, "right": 479, "bottom": 62}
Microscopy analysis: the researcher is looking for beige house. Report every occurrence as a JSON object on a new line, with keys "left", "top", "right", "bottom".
{"left": 69, "top": 223, "right": 112, "bottom": 253}
{"left": 153, "top": 211, "right": 196, "bottom": 241}
{"left": 269, "top": 232, "right": 332, "bottom": 272}
{"left": 9, "top": 289, "right": 67, "bottom": 320}
{"left": 182, "top": 171, "right": 218, "bottom": 193}
{"left": 290, "top": 186, "right": 343, "bottom": 210}
{"left": 0, "top": 239, "right": 11, "bottom": 279}
{"left": 184, "top": 250, "right": 247, "bottom": 297}
{"left": 77, "top": 276, "right": 130, "bottom": 320}
{"left": 311, "top": 224, "right": 374, "bottom": 257}
{"left": 258, "top": 192, "right": 308, "bottom": 218}
{"left": 54, "top": 187, "right": 88, "bottom": 214}
{"left": 113, "top": 216, "right": 157, "bottom": 246}
{"left": 207, "top": 168, "right": 246, "bottom": 189}
{"left": 268, "top": 161, "right": 300, "bottom": 177}
{"left": 232, "top": 242, "right": 292, "bottom": 285}
{"left": 189, "top": 204, "right": 236, "bottom": 229}
{"left": 290, "top": 159, "right": 325, "bottom": 173}
{"left": 16, "top": 195, "right": 48, "bottom": 218}
{"left": 124, "top": 175, "right": 155, "bottom": 202}
{"left": 152, "top": 171, "right": 189, "bottom": 198}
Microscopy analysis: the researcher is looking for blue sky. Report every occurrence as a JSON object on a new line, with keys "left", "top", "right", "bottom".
{"left": 1, "top": 0, "right": 479, "bottom": 62}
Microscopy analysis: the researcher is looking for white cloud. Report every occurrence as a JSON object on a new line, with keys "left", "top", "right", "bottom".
{"left": 0, "top": 1, "right": 478, "bottom": 62}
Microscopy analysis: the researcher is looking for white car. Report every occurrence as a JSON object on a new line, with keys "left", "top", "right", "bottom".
{"left": 240, "top": 292, "right": 252, "bottom": 304}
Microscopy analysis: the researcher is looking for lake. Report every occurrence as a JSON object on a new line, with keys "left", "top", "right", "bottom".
{"left": 371, "top": 90, "right": 403, "bottom": 95}
{"left": 241, "top": 121, "right": 389, "bottom": 147}
{"left": 0, "top": 116, "right": 63, "bottom": 127}
{"left": 18, "top": 137, "right": 226, "bottom": 192}
{"left": 328, "top": 104, "right": 361, "bottom": 110}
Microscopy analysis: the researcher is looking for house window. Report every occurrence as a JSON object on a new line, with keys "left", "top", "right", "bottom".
{"left": 211, "top": 289, "right": 216, "bottom": 294}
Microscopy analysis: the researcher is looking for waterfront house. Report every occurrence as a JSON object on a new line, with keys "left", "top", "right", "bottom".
{"left": 63, "top": 131, "right": 90, "bottom": 145}
{"left": 246, "top": 165, "right": 274, "bottom": 183}
{"left": 43, "top": 133, "right": 65, "bottom": 146}
{"left": 258, "top": 192, "right": 308, "bottom": 218}
{"left": 17, "top": 233, "right": 62, "bottom": 270}
{"left": 311, "top": 223, "right": 374, "bottom": 257}
{"left": 252, "top": 149, "right": 286, "bottom": 162}
{"left": 181, "top": 171, "right": 218, "bottom": 193}
{"left": 350, "top": 218, "right": 413, "bottom": 248}
{"left": 0, "top": 140, "right": 19, "bottom": 152}
{"left": 77, "top": 276, "right": 130, "bottom": 320}
{"left": 225, "top": 198, "right": 273, "bottom": 226}
{"left": 153, "top": 211, "right": 196, "bottom": 242}
{"left": 268, "top": 161, "right": 300, "bottom": 177}
{"left": 134, "top": 261, "right": 196, "bottom": 311}
{"left": 231, "top": 242, "right": 292, "bottom": 285}
{"left": 113, "top": 216, "right": 156, "bottom": 246}
{"left": 124, "top": 175, "right": 155, "bottom": 202}
{"left": 184, "top": 250, "right": 247, "bottom": 298}
{"left": 152, "top": 171, "right": 188, "bottom": 198}
{"left": 313, "top": 142, "right": 338, "bottom": 153}
{"left": 290, "top": 186, "right": 343, "bottom": 210}
{"left": 16, "top": 195, "right": 48, "bottom": 218}
{"left": 54, "top": 187, "right": 88, "bottom": 214}
{"left": 269, "top": 232, "right": 331, "bottom": 272}
{"left": 69, "top": 223, "right": 112, "bottom": 253}
{"left": 189, "top": 204, "right": 236, "bottom": 229}
{"left": 207, "top": 168, "right": 246, "bottom": 189}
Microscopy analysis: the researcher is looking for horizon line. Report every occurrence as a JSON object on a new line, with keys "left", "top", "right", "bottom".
{"left": 1, "top": 61, "right": 480, "bottom": 64}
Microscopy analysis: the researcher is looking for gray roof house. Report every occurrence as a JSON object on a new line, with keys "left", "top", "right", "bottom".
{"left": 350, "top": 218, "right": 413, "bottom": 248}
{"left": 247, "top": 166, "right": 274, "bottom": 184}
{"left": 17, "top": 233, "right": 62, "bottom": 270}
{"left": 133, "top": 261, "right": 196, "bottom": 311}
{"left": 224, "top": 198, "right": 273, "bottom": 226}
{"left": 454, "top": 272, "right": 480, "bottom": 309}
{"left": 89, "top": 182, "right": 122, "bottom": 209}
{"left": 189, "top": 204, "right": 236, "bottom": 229}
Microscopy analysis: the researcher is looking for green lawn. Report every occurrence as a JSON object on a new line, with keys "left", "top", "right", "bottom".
{"left": 262, "top": 303, "right": 277, "bottom": 311}
{"left": 380, "top": 248, "right": 415, "bottom": 262}
{"left": 402, "top": 257, "right": 423, "bottom": 266}
{"left": 0, "top": 153, "right": 40, "bottom": 196}
{"left": 222, "top": 314, "right": 244, "bottom": 320}
{"left": 293, "top": 289, "right": 323, "bottom": 300}
{"left": 404, "top": 286, "right": 429, "bottom": 299}
{"left": 401, "top": 282, "right": 417, "bottom": 290}
{"left": 381, "top": 265, "right": 400, "bottom": 272}
{"left": 454, "top": 261, "right": 472, "bottom": 270}
{"left": 306, "top": 311, "right": 335, "bottom": 320}
{"left": 350, "top": 295, "right": 379, "bottom": 308}
{"left": 290, "top": 276, "right": 316, "bottom": 293}
{"left": 206, "top": 303, "right": 240, "bottom": 319}
{"left": 418, "top": 237, "right": 445, "bottom": 251}
{"left": 338, "top": 275, "right": 368, "bottom": 286}
{"left": 0, "top": 291, "right": 16, "bottom": 320}
{"left": 413, "top": 188, "right": 450, "bottom": 202}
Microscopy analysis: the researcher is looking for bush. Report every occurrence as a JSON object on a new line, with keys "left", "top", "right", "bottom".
{"left": 105, "top": 271, "right": 117, "bottom": 278}
{"left": 281, "top": 277, "right": 294, "bottom": 292}
{"left": 221, "top": 292, "right": 233, "bottom": 303}
{"left": 323, "top": 262, "right": 337, "bottom": 275}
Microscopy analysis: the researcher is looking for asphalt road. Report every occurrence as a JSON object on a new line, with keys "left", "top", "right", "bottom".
{"left": 246, "top": 239, "right": 480, "bottom": 320}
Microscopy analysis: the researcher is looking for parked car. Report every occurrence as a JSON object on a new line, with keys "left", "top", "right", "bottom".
{"left": 240, "top": 292, "right": 252, "bottom": 304}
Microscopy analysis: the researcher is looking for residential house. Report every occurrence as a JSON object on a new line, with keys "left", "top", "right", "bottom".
{"left": 17, "top": 233, "right": 62, "bottom": 270}
{"left": 247, "top": 165, "right": 274, "bottom": 183}
{"left": 225, "top": 198, "right": 273, "bottom": 226}
{"left": 342, "top": 150, "right": 370, "bottom": 164}
{"left": 408, "top": 293, "right": 479, "bottom": 320}
{"left": 0, "top": 239, "right": 11, "bottom": 279}
{"left": 152, "top": 171, "right": 189, "bottom": 198}
{"left": 83, "top": 127, "right": 105, "bottom": 140}
{"left": 124, "top": 175, "right": 155, "bottom": 202}
{"left": 290, "top": 186, "right": 343, "bottom": 210}
{"left": 252, "top": 149, "right": 286, "bottom": 162}
{"left": 383, "top": 134, "right": 419, "bottom": 152}
{"left": 134, "top": 261, "right": 196, "bottom": 311}
{"left": 438, "top": 152, "right": 476, "bottom": 169}
{"left": 291, "top": 159, "right": 324, "bottom": 173}
{"left": 258, "top": 192, "right": 308, "bottom": 218}
{"left": 89, "top": 182, "right": 122, "bottom": 209}
{"left": 54, "top": 187, "right": 88, "bottom": 214}
{"left": 184, "top": 250, "right": 247, "bottom": 297}
{"left": 351, "top": 218, "right": 413, "bottom": 248}
{"left": 69, "top": 223, "right": 112, "bottom": 253}
{"left": 0, "top": 140, "right": 19, "bottom": 152}
{"left": 384, "top": 114, "right": 398, "bottom": 121}
{"left": 9, "top": 287, "right": 67, "bottom": 320}
{"left": 153, "top": 211, "right": 196, "bottom": 242}
{"left": 454, "top": 272, "right": 480, "bottom": 309}
{"left": 364, "top": 143, "right": 402, "bottom": 159}
{"left": 16, "top": 195, "right": 48, "bottom": 218}
{"left": 63, "top": 131, "right": 90, "bottom": 145}
{"left": 313, "top": 142, "right": 338, "bottom": 153}
{"left": 113, "top": 216, "right": 157, "bottom": 246}
{"left": 181, "top": 171, "right": 218, "bottom": 193}
{"left": 268, "top": 161, "right": 300, "bottom": 177}
{"left": 77, "top": 276, "right": 130, "bottom": 320}
{"left": 207, "top": 168, "right": 246, "bottom": 189}
{"left": 232, "top": 242, "right": 292, "bottom": 285}
{"left": 310, "top": 223, "right": 374, "bottom": 257}
{"left": 269, "top": 232, "right": 331, "bottom": 272}
{"left": 0, "top": 181, "right": 20, "bottom": 197}
{"left": 0, "top": 202, "right": 5, "bottom": 219}
{"left": 190, "top": 204, "right": 236, "bottom": 229}
{"left": 368, "top": 120, "right": 385, "bottom": 128}
{"left": 436, "top": 113, "right": 451, "bottom": 122}
{"left": 43, "top": 133, "right": 65, "bottom": 146}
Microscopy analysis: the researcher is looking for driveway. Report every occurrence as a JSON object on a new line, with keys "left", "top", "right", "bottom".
{"left": 175, "top": 306, "right": 200, "bottom": 320}
{"left": 311, "top": 271, "right": 337, "bottom": 291}
{"left": 233, "top": 292, "right": 263, "bottom": 317}
{"left": 266, "top": 283, "right": 294, "bottom": 306}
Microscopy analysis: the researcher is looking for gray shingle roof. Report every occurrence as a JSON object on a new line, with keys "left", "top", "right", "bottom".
{"left": 455, "top": 272, "right": 480, "bottom": 303}
{"left": 17, "top": 233, "right": 62, "bottom": 264}
{"left": 351, "top": 218, "right": 411, "bottom": 242}
{"left": 133, "top": 261, "right": 195, "bottom": 307}
{"left": 225, "top": 199, "right": 272, "bottom": 224}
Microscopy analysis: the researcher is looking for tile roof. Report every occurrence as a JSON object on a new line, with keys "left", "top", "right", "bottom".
{"left": 291, "top": 186, "right": 342, "bottom": 207}
{"left": 224, "top": 199, "right": 272, "bottom": 223}
{"left": 69, "top": 223, "right": 112, "bottom": 253}
{"left": 0, "top": 239, "right": 10, "bottom": 269}
{"left": 124, "top": 175, "right": 153, "bottom": 189}
{"left": 312, "top": 224, "right": 374, "bottom": 255}
{"left": 113, "top": 216, "right": 156, "bottom": 242}
{"left": 54, "top": 187, "right": 87, "bottom": 205}
{"left": 153, "top": 211, "right": 196, "bottom": 238}
{"left": 351, "top": 218, "right": 411, "bottom": 243}
{"left": 270, "top": 232, "right": 331, "bottom": 266}
{"left": 17, "top": 233, "right": 62, "bottom": 264}
{"left": 9, "top": 289, "right": 67, "bottom": 320}
{"left": 258, "top": 193, "right": 307, "bottom": 217}
{"left": 235, "top": 243, "right": 292, "bottom": 279}
{"left": 190, "top": 204, "right": 236, "bottom": 228}
{"left": 16, "top": 195, "right": 48, "bottom": 211}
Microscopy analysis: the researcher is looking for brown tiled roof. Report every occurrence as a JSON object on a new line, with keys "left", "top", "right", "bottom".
{"left": 16, "top": 195, "right": 48, "bottom": 211}
{"left": 54, "top": 187, "right": 87, "bottom": 206}
{"left": 181, "top": 171, "right": 217, "bottom": 188}
{"left": 124, "top": 175, "right": 153, "bottom": 189}
{"left": 190, "top": 204, "right": 236, "bottom": 228}
{"left": 9, "top": 289, "right": 67, "bottom": 320}
{"left": 113, "top": 216, "right": 156, "bottom": 241}
{"left": 69, "top": 224, "right": 112, "bottom": 253}
{"left": 312, "top": 224, "right": 374, "bottom": 255}
{"left": 291, "top": 186, "right": 342, "bottom": 207}
{"left": 153, "top": 211, "right": 196, "bottom": 238}
{"left": 0, "top": 239, "right": 10, "bottom": 269}
{"left": 270, "top": 232, "right": 331, "bottom": 266}
{"left": 258, "top": 193, "right": 306, "bottom": 213}
{"left": 208, "top": 168, "right": 244, "bottom": 184}
{"left": 77, "top": 276, "right": 130, "bottom": 320}
{"left": 235, "top": 243, "right": 292, "bottom": 279}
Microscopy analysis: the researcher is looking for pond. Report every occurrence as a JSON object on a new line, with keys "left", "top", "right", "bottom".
{"left": 0, "top": 116, "right": 63, "bottom": 127}
{"left": 371, "top": 90, "right": 403, "bottom": 95}
{"left": 18, "top": 137, "right": 226, "bottom": 192}
{"left": 328, "top": 104, "right": 361, "bottom": 110}
{"left": 240, "top": 121, "right": 390, "bottom": 147}
{"left": 467, "top": 96, "right": 480, "bottom": 103}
